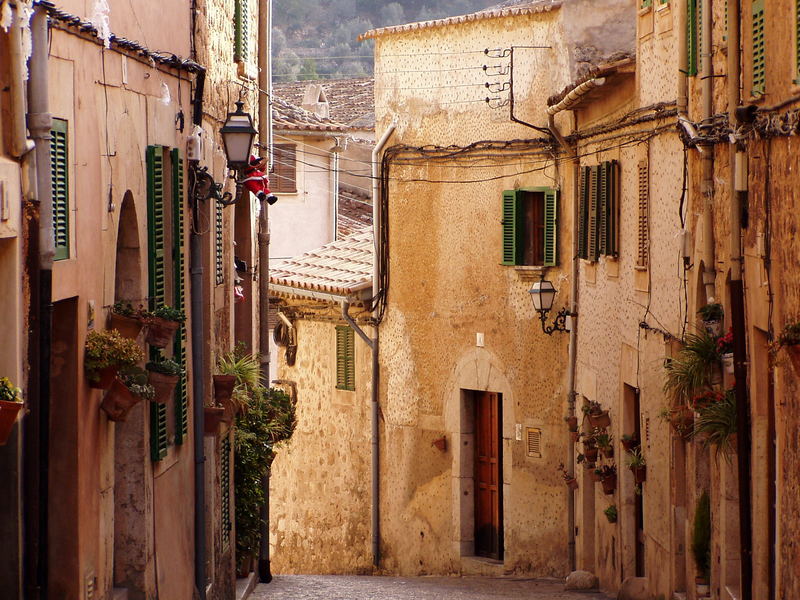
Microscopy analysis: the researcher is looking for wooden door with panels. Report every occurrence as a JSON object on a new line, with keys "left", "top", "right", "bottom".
{"left": 474, "top": 391, "right": 503, "bottom": 560}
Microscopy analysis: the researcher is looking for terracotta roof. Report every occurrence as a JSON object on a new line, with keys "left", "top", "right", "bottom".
{"left": 270, "top": 228, "right": 373, "bottom": 300}
{"left": 359, "top": 0, "right": 560, "bottom": 40}
{"left": 547, "top": 54, "right": 635, "bottom": 108}
{"left": 273, "top": 78, "right": 374, "bottom": 129}
{"left": 337, "top": 185, "right": 373, "bottom": 238}
{"left": 272, "top": 96, "right": 349, "bottom": 133}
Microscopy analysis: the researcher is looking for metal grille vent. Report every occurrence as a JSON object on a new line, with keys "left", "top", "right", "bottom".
{"left": 526, "top": 427, "right": 542, "bottom": 458}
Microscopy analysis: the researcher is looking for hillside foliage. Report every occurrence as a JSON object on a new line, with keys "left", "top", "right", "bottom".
{"left": 273, "top": 0, "right": 501, "bottom": 81}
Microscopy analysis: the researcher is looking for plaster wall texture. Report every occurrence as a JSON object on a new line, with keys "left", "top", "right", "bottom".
{"left": 270, "top": 316, "right": 374, "bottom": 574}
{"left": 44, "top": 24, "right": 198, "bottom": 600}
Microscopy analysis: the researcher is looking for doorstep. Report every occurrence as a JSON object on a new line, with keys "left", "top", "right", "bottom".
{"left": 236, "top": 572, "right": 258, "bottom": 600}
{"left": 460, "top": 555, "right": 506, "bottom": 577}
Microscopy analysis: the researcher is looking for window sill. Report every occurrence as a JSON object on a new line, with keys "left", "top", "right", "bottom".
{"left": 513, "top": 265, "right": 545, "bottom": 282}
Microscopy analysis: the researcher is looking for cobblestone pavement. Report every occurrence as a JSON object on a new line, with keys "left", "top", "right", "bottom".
{"left": 250, "top": 575, "right": 611, "bottom": 599}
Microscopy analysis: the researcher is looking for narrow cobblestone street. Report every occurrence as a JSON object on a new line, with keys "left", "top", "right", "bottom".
{"left": 251, "top": 576, "right": 612, "bottom": 599}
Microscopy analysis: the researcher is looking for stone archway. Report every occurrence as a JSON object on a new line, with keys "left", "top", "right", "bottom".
{"left": 111, "top": 191, "right": 156, "bottom": 597}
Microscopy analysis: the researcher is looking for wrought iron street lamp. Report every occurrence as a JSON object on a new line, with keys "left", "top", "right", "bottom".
{"left": 529, "top": 275, "right": 570, "bottom": 335}
{"left": 220, "top": 100, "right": 257, "bottom": 171}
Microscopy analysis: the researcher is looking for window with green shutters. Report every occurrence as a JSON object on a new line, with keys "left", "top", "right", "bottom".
{"left": 335, "top": 326, "right": 355, "bottom": 391}
{"left": 500, "top": 188, "right": 558, "bottom": 267}
{"left": 687, "top": 0, "right": 699, "bottom": 76}
{"left": 751, "top": 0, "right": 766, "bottom": 96}
{"left": 234, "top": 0, "right": 249, "bottom": 63}
{"left": 147, "top": 146, "right": 188, "bottom": 459}
{"left": 221, "top": 436, "right": 232, "bottom": 550}
{"left": 215, "top": 201, "right": 224, "bottom": 285}
{"left": 51, "top": 118, "right": 70, "bottom": 261}
{"left": 578, "top": 161, "right": 619, "bottom": 262}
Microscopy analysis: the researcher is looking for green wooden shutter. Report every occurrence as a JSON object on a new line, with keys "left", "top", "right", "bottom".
{"left": 608, "top": 161, "right": 619, "bottom": 257}
{"left": 172, "top": 149, "right": 189, "bottom": 445}
{"left": 221, "top": 436, "right": 232, "bottom": 550}
{"left": 215, "top": 202, "right": 224, "bottom": 285}
{"left": 587, "top": 166, "right": 600, "bottom": 261}
{"left": 51, "top": 119, "right": 70, "bottom": 261}
{"left": 598, "top": 161, "right": 619, "bottom": 258}
{"left": 234, "top": 0, "right": 249, "bottom": 63}
{"left": 578, "top": 167, "right": 589, "bottom": 260}
{"left": 752, "top": 0, "right": 766, "bottom": 96}
{"left": 336, "top": 326, "right": 355, "bottom": 391}
{"left": 147, "top": 146, "right": 169, "bottom": 462}
{"left": 598, "top": 164, "right": 609, "bottom": 257}
{"left": 687, "top": 0, "right": 698, "bottom": 76}
{"left": 543, "top": 189, "right": 558, "bottom": 267}
{"left": 501, "top": 190, "right": 518, "bottom": 265}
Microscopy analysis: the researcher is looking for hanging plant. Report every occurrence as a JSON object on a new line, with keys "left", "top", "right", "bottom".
{"left": 621, "top": 433, "right": 639, "bottom": 452}
{"left": 625, "top": 446, "right": 647, "bottom": 483}
{"left": 557, "top": 462, "right": 578, "bottom": 490}
{"left": 84, "top": 330, "right": 145, "bottom": 389}
{"left": 697, "top": 303, "right": 723, "bottom": 337}
{"left": 663, "top": 330, "right": 721, "bottom": 404}
{"left": 603, "top": 504, "right": 618, "bottom": 523}
{"left": 0, "top": 377, "right": 24, "bottom": 446}
{"left": 110, "top": 301, "right": 149, "bottom": 339}
{"left": 595, "top": 432, "right": 614, "bottom": 458}
{"left": 694, "top": 388, "right": 737, "bottom": 457}
{"left": 774, "top": 321, "right": 800, "bottom": 373}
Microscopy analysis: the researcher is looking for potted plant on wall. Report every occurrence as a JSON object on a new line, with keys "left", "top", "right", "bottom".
{"left": 583, "top": 400, "right": 611, "bottom": 429}
{"left": 599, "top": 464, "right": 617, "bottom": 495}
{"left": 100, "top": 367, "right": 155, "bottom": 422}
{"left": 109, "top": 301, "right": 148, "bottom": 339}
{"left": 603, "top": 504, "right": 618, "bottom": 524}
{"left": 557, "top": 463, "right": 578, "bottom": 490}
{"left": 663, "top": 329, "right": 722, "bottom": 404}
{"left": 716, "top": 329, "right": 734, "bottom": 374}
{"left": 145, "top": 305, "right": 185, "bottom": 348}
{"left": 582, "top": 434, "right": 599, "bottom": 463}
{"left": 775, "top": 321, "right": 800, "bottom": 373}
{"left": 0, "top": 377, "right": 24, "bottom": 445}
{"left": 565, "top": 414, "right": 579, "bottom": 442}
{"left": 692, "top": 491, "right": 712, "bottom": 598}
{"left": 659, "top": 405, "right": 694, "bottom": 439}
{"left": 621, "top": 433, "right": 639, "bottom": 452}
{"left": 626, "top": 446, "right": 647, "bottom": 483}
{"left": 698, "top": 303, "right": 724, "bottom": 337}
{"left": 694, "top": 388, "right": 737, "bottom": 457}
{"left": 595, "top": 432, "right": 614, "bottom": 458}
{"left": 84, "top": 330, "right": 145, "bottom": 389}
{"left": 215, "top": 346, "right": 260, "bottom": 414}
{"left": 146, "top": 357, "right": 182, "bottom": 403}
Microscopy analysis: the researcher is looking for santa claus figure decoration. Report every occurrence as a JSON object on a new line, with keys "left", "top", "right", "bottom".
{"left": 241, "top": 155, "right": 278, "bottom": 205}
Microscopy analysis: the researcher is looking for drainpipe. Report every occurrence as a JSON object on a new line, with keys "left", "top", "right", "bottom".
{"left": 548, "top": 112, "right": 579, "bottom": 572}
{"left": 370, "top": 121, "right": 395, "bottom": 569}
{"left": 18, "top": 6, "right": 52, "bottom": 599}
{"left": 726, "top": 2, "right": 752, "bottom": 598}
{"left": 700, "top": 0, "right": 716, "bottom": 301}
{"left": 189, "top": 66, "right": 208, "bottom": 600}
{"left": 677, "top": 0, "right": 688, "bottom": 116}
{"left": 257, "top": 0, "right": 273, "bottom": 584}
{"left": 330, "top": 138, "right": 342, "bottom": 240}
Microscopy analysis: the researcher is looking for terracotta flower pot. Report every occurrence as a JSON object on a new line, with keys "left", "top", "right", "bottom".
{"left": 88, "top": 365, "right": 119, "bottom": 390}
{"left": 590, "top": 470, "right": 602, "bottom": 483}
{"left": 148, "top": 370, "right": 180, "bottom": 404}
{"left": 601, "top": 445, "right": 614, "bottom": 459}
{"left": 621, "top": 437, "right": 639, "bottom": 452}
{"left": 0, "top": 400, "right": 24, "bottom": 445}
{"left": 100, "top": 378, "right": 142, "bottom": 422}
{"left": 584, "top": 446, "right": 599, "bottom": 462}
{"left": 569, "top": 431, "right": 581, "bottom": 443}
{"left": 670, "top": 407, "right": 694, "bottom": 438}
{"left": 786, "top": 344, "right": 800, "bottom": 373}
{"left": 565, "top": 477, "right": 579, "bottom": 491}
{"left": 213, "top": 375, "right": 237, "bottom": 405}
{"left": 145, "top": 317, "right": 179, "bottom": 349}
{"left": 204, "top": 406, "right": 226, "bottom": 435}
{"left": 565, "top": 415, "right": 578, "bottom": 431}
{"left": 601, "top": 474, "right": 617, "bottom": 495}
{"left": 588, "top": 411, "right": 611, "bottom": 429}
{"left": 631, "top": 465, "right": 647, "bottom": 484}
{"left": 110, "top": 313, "right": 143, "bottom": 339}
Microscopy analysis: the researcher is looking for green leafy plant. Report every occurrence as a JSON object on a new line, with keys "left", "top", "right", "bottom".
{"left": 663, "top": 330, "right": 721, "bottom": 404}
{"left": 151, "top": 305, "right": 185, "bottom": 323}
{"left": 604, "top": 504, "right": 617, "bottom": 523}
{"left": 0, "top": 377, "right": 22, "bottom": 402}
{"left": 695, "top": 388, "right": 737, "bottom": 457}
{"left": 84, "top": 330, "right": 145, "bottom": 382}
{"left": 146, "top": 357, "right": 182, "bottom": 377}
{"left": 777, "top": 322, "right": 800, "bottom": 347}
{"left": 595, "top": 432, "right": 612, "bottom": 450}
{"left": 234, "top": 386, "right": 296, "bottom": 571}
{"left": 625, "top": 446, "right": 646, "bottom": 468}
{"left": 692, "top": 491, "right": 711, "bottom": 581}
{"left": 119, "top": 366, "right": 156, "bottom": 401}
{"left": 111, "top": 301, "right": 149, "bottom": 319}
{"left": 697, "top": 303, "right": 723, "bottom": 322}
{"left": 218, "top": 343, "right": 262, "bottom": 413}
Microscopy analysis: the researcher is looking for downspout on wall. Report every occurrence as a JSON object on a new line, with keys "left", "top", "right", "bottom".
{"left": 700, "top": 0, "right": 716, "bottom": 301}
{"left": 548, "top": 112, "right": 579, "bottom": 573}
{"left": 370, "top": 121, "right": 395, "bottom": 569}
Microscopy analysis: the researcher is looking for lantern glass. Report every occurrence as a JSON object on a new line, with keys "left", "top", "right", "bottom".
{"left": 529, "top": 279, "right": 556, "bottom": 312}
{"left": 220, "top": 101, "right": 257, "bottom": 169}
